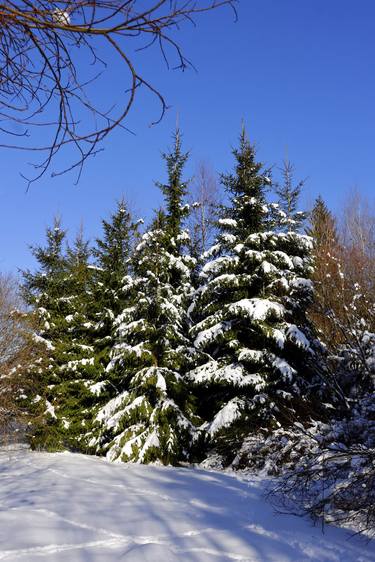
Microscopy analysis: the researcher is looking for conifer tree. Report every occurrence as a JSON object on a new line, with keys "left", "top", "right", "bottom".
{"left": 22, "top": 217, "right": 68, "bottom": 313}
{"left": 93, "top": 198, "right": 137, "bottom": 300}
{"left": 78, "top": 200, "right": 141, "bottom": 450}
{"left": 90, "top": 199, "right": 138, "bottom": 360}
{"left": 188, "top": 128, "right": 317, "bottom": 462}
{"left": 306, "top": 196, "right": 339, "bottom": 253}
{"left": 306, "top": 196, "right": 343, "bottom": 347}
{"left": 45, "top": 227, "right": 102, "bottom": 451}
{"left": 275, "top": 160, "right": 306, "bottom": 231}
{"left": 22, "top": 222, "right": 104, "bottom": 451}
{"left": 307, "top": 196, "right": 374, "bottom": 405}
{"left": 21, "top": 218, "right": 71, "bottom": 450}
{"left": 156, "top": 130, "right": 189, "bottom": 251}
{"left": 93, "top": 131, "right": 198, "bottom": 464}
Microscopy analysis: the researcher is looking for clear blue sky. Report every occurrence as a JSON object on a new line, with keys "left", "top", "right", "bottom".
{"left": 1, "top": 0, "right": 374, "bottom": 273}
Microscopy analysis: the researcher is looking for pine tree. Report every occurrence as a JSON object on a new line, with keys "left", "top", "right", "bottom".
{"left": 156, "top": 129, "right": 190, "bottom": 251}
{"left": 306, "top": 196, "right": 343, "bottom": 347}
{"left": 45, "top": 227, "right": 102, "bottom": 451}
{"left": 83, "top": 200, "right": 140, "bottom": 447}
{"left": 188, "top": 128, "right": 317, "bottom": 463}
{"left": 306, "top": 195, "right": 339, "bottom": 254}
{"left": 275, "top": 159, "right": 306, "bottom": 232}
{"left": 93, "top": 131, "right": 199, "bottom": 464}
{"left": 21, "top": 217, "right": 71, "bottom": 450}
{"left": 91, "top": 199, "right": 138, "bottom": 364}
{"left": 22, "top": 222, "right": 105, "bottom": 452}
{"left": 93, "top": 198, "right": 137, "bottom": 299}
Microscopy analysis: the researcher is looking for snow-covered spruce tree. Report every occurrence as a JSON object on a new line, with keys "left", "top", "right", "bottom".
{"left": 188, "top": 129, "right": 318, "bottom": 464}
{"left": 93, "top": 131, "right": 199, "bottom": 464}
{"left": 90, "top": 199, "right": 139, "bottom": 378}
{"left": 82, "top": 200, "right": 140, "bottom": 446}
{"left": 21, "top": 218, "right": 72, "bottom": 450}
{"left": 42, "top": 228, "right": 105, "bottom": 452}
{"left": 22, "top": 223, "right": 105, "bottom": 452}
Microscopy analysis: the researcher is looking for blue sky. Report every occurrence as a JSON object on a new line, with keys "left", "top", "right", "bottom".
{"left": 1, "top": 0, "right": 374, "bottom": 273}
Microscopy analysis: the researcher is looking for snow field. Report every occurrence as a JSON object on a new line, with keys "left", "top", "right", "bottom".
{"left": 0, "top": 449, "right": 374, "bottom": 561}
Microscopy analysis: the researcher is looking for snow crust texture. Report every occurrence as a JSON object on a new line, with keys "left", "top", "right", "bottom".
{"left": 0, "top": 449, "right": 374, "bottom": 562}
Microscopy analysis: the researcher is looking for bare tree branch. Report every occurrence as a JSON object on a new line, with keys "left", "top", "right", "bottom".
{"left": 0, "top": 1, "right": 237, "bottom": 185}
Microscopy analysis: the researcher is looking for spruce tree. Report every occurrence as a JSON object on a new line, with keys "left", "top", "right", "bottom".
{"left": 83, "top": 200, "right": 140, "bottom": 448}
{"left": 93, "top": 131, "right": 198, "bottom": 464}
{"left": 188, "top": 128, "right": 317, "bottom": 463}
{"left": 275, "top": 160, "right": 306, "bottom": 232}
{"left": 22, "top": 217, "right": 68, "bottom": 314}
{"left": 307, "top": 196, "right": 374, "bottom": 405}
{"left": 156, "top": 129, "right": 189, "bottom": 251}
{"left": 306, "top": 195, "right": 339, "bottom": 246}
{"left": 22, "top": 222, "right": 104, "bottom": 452}
{"left": 45, "top": 227, "right": 102, "bottom": 451}
{"left": 91, "top": 199, "right": 138, "bottom": 370}
{"left": 21, "top": 218, "right": 71, "bottom": 450}
{"left": 305, "top": 196, "right": 344, "bottom": 348}
{"left": 93, "top": 198, "right": 137, "bottom": 299}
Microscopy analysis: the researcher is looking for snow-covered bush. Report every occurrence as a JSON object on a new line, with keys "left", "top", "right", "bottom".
{"left": 202, "top": 391, "right": 373, "bottom": 537}
{"left": 267, "top": 393, "right": 375, "bottom": 537}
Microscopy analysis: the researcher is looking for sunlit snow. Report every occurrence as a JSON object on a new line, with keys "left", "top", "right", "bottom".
{"left": 0, "top": 448, "right": 373, "bottom": 561}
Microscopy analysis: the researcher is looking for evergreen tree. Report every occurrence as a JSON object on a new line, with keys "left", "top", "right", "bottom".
{"left": 188, "top": 128, "right": 317, "bottom": 463}
{"left": 156, "top": 129, "right": 190, "bottom": 251}
{"left": 305, "top": 196, "right": 344, "bottom": 348}
{"left": 22, "top": 217, "right": 68, "bottom": 311}
{"left": 90, "top": 198, "right": 138, "bottom": 368}
{"left": 93, "top": 132, "right": 199, "bottom": 464}
{"left": 21, "top": 218, "right": 71, "bottom": 450}
{"left": 93, "top": 198, "right": 137, "bottom": 299}
{"left": 306, "top": 195, "right": 339, "bottom": 250}
{"left": 275, "top": 159, "right": 306, "bottom": 232}
{"left": 306, "top": 199, "right": 374, "bottom": 403}
{"left": 80, "top": 200, "right": 140, "bottom": 447}
{"left": 45, "top": 227, "right": 102, "bottom": 451}
{"left": 22, "top": 222, "right": 105, "bottom": 452}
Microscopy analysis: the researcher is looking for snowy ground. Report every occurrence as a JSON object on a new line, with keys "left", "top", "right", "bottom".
{"left": 0, "top": 449, "right": 374, "bottom": 561}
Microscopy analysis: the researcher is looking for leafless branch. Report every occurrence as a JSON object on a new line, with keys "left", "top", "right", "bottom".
{"left": 0, "top": 1, "right": 237, "bottom": 185}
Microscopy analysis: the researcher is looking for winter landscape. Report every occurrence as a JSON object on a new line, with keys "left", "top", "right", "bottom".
{"left": 1, "top": 448, "right": 374, "bottom": 561}
{"left": 1, "top": 1, "right": 375, "bottom": 561}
